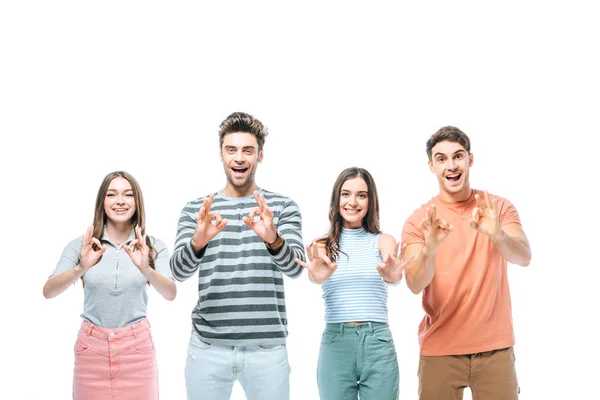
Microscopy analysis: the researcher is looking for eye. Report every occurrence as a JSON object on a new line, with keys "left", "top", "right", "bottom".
{"left": 244, "top": 149, "right": 254, "bottom": 155}
{"left": 106, "top": 193, "right": 115, "bottom": 197}
{"left": 126, "top": 193, "right": 134, "bottom": 197}
{"left": 341, "top": 192, "right": 349, "bottom": 197}
{"left": 358, "top": 193, "right": 367, "bottom": 199}
{"left": 437, "top": 157, "right": 445, "bottom": 163}
{"left": 455, "top": 154, "right": 463, "bottom": 159}
{"left": 227, "top": 148, "right": 235, "bottom": 153}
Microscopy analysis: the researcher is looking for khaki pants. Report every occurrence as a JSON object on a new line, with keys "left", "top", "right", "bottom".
{"left": 418, "top": 347, "right": 519, "bottom": 400}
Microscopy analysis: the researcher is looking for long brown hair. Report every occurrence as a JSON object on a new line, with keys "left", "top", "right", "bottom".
{"left": 82, "top": 171, "right": 156, "bottom": 285}
{"left": 319, "top": 167, "right": 381, "bottom": 261}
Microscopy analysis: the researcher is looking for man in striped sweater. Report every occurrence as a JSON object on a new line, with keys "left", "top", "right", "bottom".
{"left": 170, "top": 112, "right": 305, "bottom": 400}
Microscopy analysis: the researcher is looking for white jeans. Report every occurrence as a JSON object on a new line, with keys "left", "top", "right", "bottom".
{"left": 185, "top": 330, "right": 290, "bottom": 400}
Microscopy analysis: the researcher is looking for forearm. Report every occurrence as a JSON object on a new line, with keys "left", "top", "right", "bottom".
{"left": 405, "top": 247, "right": 437, "bottom": 294}
{"left": 269, "top": 240, "right": 304, "bottom": 278}
{"left": 145, "top": 269, "right": 177, "bottom": 301}
{"left": 491, "top": 230, "right": 531, "bottom": 266}
{"left": 43, "top": 266, "right": 84, "bottom": 299}
{"left": 169, "top": 241, "right": 204, "bottom": 282}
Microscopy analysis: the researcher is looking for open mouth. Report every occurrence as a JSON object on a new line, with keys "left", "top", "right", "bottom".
{"left": 232, "top": 166, "right": 249, "bottom": 175}
{"left": 113, "top": 208, "right": 129, "bottom": 212}
{"left": 446, "top": 173, "right": 462, "bottom": 182}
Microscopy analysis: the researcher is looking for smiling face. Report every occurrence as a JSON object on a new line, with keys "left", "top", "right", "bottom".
{"left": 220, "top": 132, "right": 263, "bottom": 197}
{"left": 429, "top": 140, "right": 474, "bottom": 202}
{"left": 103, "top": 176, "right": 136, "bottom": 225}
{"left": 339, "top": 177, "right": 369, "bottom": 229}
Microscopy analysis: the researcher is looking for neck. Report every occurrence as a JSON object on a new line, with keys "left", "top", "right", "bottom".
{"left": 106, "top": 221, "right": 133, "bottom": 244}
{"left": 438, "top": 185, "right": 473, "bottom": 203}
{"left": 222, "top": 181, "right": 258, "bottom": 198}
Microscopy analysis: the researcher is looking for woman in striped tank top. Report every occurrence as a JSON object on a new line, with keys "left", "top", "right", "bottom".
{"left": 296, "top": 167, "right": 414, "bottom": 400}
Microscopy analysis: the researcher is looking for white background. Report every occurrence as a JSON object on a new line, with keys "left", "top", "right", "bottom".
{"left": 1, "top": 1, "right": 598, "bottom": 399}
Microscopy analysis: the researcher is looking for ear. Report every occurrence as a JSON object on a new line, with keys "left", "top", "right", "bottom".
{"left": 258, "top": 150, "right": 264, "bottom": 163}
{"left": 428, "top": 160, "right": 435, "bottom": 173}
{"left": 469, "top": 153, "right": 474, "bottom": 167}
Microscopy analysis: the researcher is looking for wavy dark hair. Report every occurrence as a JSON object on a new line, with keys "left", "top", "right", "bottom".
{"left": 317, "top": 167, "right": 381, "bottom": 261}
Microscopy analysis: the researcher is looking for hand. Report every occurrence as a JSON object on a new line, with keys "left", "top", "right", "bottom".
{"left": 191, "top": 193, "right": 228, "bottom": 253}
{"left": 377, "top": 242, "right": 417, "bottom": 283}
{"left": 420, "top": 204, "right": 453, "bottom": 252}
{"left": 242, "top": 191, "right": 278, "bottom": 243}
{"left": 124, "top": 225, "right": 151, "bottom": 277}
{"left": 468, "top": 191, "right": 502, "bottom": 239}
{"left": 295, "top": 243, "right": 337, "bottom": 284}
{"left": 79, "top": 225, "right": 106, "bottom": 271}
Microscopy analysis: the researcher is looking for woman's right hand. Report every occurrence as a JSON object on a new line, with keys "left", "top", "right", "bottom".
{"left": 78, "top": 225, "right": 106, "bottom": 272}
{"left": 295, "top": 242, "right": 338, "bottom": 284}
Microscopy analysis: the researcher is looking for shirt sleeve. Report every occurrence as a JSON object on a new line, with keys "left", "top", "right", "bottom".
{"left": 151, "top": 237, "right": 174, "bottom": 279}
{"left": 270, "top": 197, "right": 305, "bottom": 278}
{"left": 50, "top": 236, "right": 83, "bottom": 277}
{"left": 169, "top": 200, "right": 205, "bottom": 282}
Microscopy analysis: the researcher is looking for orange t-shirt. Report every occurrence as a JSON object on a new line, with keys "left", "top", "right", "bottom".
{"left": 401, "top": 190, "right": 522, "bottom": 356}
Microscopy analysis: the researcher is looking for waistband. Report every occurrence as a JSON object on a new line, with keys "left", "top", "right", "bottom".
{"left": 324, "top": 321, "right": 389, "bottom": 335}
{"left": 80, "top": 318, "right": 151, "bottom": 340}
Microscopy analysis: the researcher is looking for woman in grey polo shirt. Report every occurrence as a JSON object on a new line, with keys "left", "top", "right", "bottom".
{"left": 43, "top": 171, "right": 176, "bottom": 400}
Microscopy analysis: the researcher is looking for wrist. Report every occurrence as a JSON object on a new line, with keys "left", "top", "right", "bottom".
{"left": 265, "top": 231, "right": 284, "bottom": 251}
{"left": 490, "top": 228, "right": 505, "bottom": 242}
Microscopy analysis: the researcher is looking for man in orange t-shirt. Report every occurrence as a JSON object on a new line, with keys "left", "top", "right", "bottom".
{"left": 401, "top": 126, "right": 531, "bottom": 400}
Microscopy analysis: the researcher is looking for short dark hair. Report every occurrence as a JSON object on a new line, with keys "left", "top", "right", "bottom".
{"left": 218, "top": 112, "right": 268, "bottom": 151}
{"left": 426, "top": 126, "right": 471, "bottom": 161}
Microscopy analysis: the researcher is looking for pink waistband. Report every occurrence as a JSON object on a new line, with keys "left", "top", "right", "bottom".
{"left": 80, "top": 318, "right": 151, "bottom": 340}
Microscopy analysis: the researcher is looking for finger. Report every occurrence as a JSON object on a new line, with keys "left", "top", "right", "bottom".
{"left": 128, "top": 239, "right": 139, "bottom": 252}
{"left": 484, "top": 190, "right": 493, "bottom": 210}
{"left": 216, "top": 218, "right": 228, "bottom": 231}
{"left": 475, "top": 193, "right": 486, "bottom": 209}
{"left": 247, "top": 208, "right": 260, "bottom": 223}
{"left": 397, "top": 242, "right": 407, "bottom": 259}
{"left": 242, "top": 216, "right": 252, "bottom": 227}
{"left": 253, "top": 191, "right": 264, "bottom": 211}
{"left": 472, "top": 207, "right": 481, "bottom": 222}
{"left": 295, "top": 257, "right": 310, "bottom": 270}
{"left": 203, "top": 193, "right": 215, "bottom": 211}
{"left": 305, "top": 244, "right": 314, "bottom": 261}
{"left": 91, "top": 237, "right": 103, "bottom": 251}
{"left": 431, "top": 204, "right": 437, "bottom": 221}
{"left": 468, "top": 219, "right": 477, "bottom": 230}
{"left": 312, "top": 243, "right": 321, "bottom": 261}
{"left": 83, "top": 225, "right": 92, "bottom": 246}
{"left": 328, "top": 262, "right": 338, "bottom": 272}
{"left": 491, "top": 193, "right": 498, "bottom": 213}
{"left": 210, "top": 211, "right": 223, "bottom": 226}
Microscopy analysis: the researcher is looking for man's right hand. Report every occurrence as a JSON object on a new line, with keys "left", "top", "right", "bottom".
{"left": 419, "top": 204, "right": 453, "bottom": 253}
{"left": 191, "top": 193, "right": 229, "bottom": 254}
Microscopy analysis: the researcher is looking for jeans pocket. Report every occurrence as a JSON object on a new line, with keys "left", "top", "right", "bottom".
{"left": 321, "top": 332, "right": 338, "bottom": 345}
{"left": 134, "top": 337, "right": 155, "bottom": 353}
{"left": 74, "top": 340, "right": 88, "bottom": 354}
{"left": 257, "top": 344, "right": 285, "bottom": 351}
{"left": 373, "top": 328, "right": 394, "bottom": 343}
{"left": 190, "top": 331, "right": 212, "bottom": 349}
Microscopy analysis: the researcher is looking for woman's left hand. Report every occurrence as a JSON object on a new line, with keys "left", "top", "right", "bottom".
{"left": 124, "top": 225, "right": 151, "bottom": 277}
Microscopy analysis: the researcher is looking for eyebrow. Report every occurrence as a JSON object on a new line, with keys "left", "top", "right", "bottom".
{"left": 106, "top": 189, "right": 133, "bottom": 192}
{"left": 224, "top": 145, "right": 256, "bottom": 150}
{"left": 341, "top": 189, "right": 368, "bottom": 194}
{"left": 433, "top": 149, "right": 467, "bottom": 157}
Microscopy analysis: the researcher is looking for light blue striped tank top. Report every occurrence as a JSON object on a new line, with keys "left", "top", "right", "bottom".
{"left": 322, "top": 227, "right": 388, "bottom": 323}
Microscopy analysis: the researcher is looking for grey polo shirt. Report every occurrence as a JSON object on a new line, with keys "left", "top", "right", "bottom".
{"left": 51, "top": 227, "right": 173, "bottom": 328}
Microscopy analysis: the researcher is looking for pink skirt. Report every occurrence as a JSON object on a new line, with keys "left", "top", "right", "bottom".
{"left": 73, "top": 318, "right": 158, "bottom": 400}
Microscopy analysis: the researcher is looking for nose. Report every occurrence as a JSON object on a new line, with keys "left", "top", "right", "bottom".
{"left": 447, "top": 157, "right": 457, "bottom": 170}
{"left": 234, "top": 150, "right": 244, "bottom": 163}
{"left": 348, "top": 195, "right": 358, "bottom": 206}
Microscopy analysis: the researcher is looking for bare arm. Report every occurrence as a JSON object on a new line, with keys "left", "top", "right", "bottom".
{"left": 491, "top": 223, "right": 531, "bottom": 266}
{"left": 403, "top": 243, "right": 437, "bottom": 294}
{"left": 43, "top": 266, "right": 85, "bottom": 299}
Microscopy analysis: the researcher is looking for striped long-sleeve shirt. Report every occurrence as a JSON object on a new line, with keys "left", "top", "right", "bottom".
{"left": 170, "top": 188, "right": 305, "bottom": 346}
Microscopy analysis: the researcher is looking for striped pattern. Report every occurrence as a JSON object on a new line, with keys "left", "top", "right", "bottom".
{"left": 170, "top": 189, "right": 305, "bottom": 346}
{"left": 322, "top": 227, "right": 388, "bottom": 323}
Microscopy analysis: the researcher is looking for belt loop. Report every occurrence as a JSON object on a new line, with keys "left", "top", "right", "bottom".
{"left": 339, "top": 323, "right": 344, "bottom": 337}
{"left": 86, "top": 323, "right": 94, "bottom": 336}
{"left": 367, "top": 322, "right": 373, "bottom": 334}
{"left": 132, "top": 325, "right": 138, "bottom": 338}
